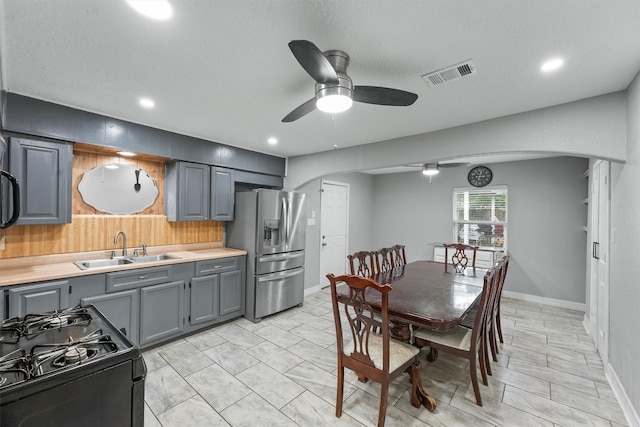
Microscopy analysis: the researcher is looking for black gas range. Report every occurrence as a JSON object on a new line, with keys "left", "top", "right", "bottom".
{"left": 0, "top": 305, "right": 146, "bottom": 427}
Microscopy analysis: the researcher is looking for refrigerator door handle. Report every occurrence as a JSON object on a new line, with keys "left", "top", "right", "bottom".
{"left": 280, "top": 196, "right": 287, "bottom": 248}
{"left": 285, "top": 198, "right": 291, "bottom": 247}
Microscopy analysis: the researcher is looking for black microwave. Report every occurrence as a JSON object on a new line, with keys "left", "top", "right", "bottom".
{"left": 0, "top": 135, "right": 20, "bottom": 229}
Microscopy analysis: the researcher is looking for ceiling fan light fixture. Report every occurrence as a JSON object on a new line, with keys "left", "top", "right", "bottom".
{"left": 316, "top": 85, "right": 353, "bottom": 113}
{"left": 422, "top": 163, "right": 440, "bottom": 176}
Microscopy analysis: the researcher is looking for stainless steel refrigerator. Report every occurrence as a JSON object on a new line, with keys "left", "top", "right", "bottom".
{"left": 227, "top": 189, "right": 306, "bottom": 322}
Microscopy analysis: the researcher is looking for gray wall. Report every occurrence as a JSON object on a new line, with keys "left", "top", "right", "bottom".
{"left": 609, "top": 70, "right": 640, "bottom": 416}
{"left": 300, "top": 172, "right": 375, "bottom": 290}
{"left": 301, "top": 156, "right": 588, "bottom": 306}
{"left": 370, "top": 157, "right": 589, "bottom": 303}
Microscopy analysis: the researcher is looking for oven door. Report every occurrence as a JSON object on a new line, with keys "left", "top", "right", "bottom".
{"left": 0, "top": 359, "right": 144, "bottom": 427}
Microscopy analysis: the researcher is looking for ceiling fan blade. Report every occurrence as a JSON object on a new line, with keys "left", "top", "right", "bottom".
{"left": 353, "top": 86, "right": 418, "bottom": 106}
{"left": 439, "top": 162, "right": 471, "bottom": 168}
{"left": 282, "top": 97, "right": 317, "bottom": 122}
{"left": 288, "top": 40, "right": 339, "bottom": 84}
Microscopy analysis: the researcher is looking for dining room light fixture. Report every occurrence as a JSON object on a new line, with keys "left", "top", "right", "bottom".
{"left": 422, "top": 163, "right": 440, "bottom": 176}
{"left": 316, "top": 86, "right": 353, "bottom": 113}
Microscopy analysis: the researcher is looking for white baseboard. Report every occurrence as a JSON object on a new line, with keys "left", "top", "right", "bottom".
{"left": 304, "top": 285, "right": 321, "bottom": 297}
{"left": 502, "top": 290, "right": 586, "bottom": 312}
{"left": 607, "top": 363, "right": 640, "bottom": 427}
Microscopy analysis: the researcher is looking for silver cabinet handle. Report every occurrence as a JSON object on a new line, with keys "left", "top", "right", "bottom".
{"left": 138, "top": 275, "right": 148, "bottom": 279}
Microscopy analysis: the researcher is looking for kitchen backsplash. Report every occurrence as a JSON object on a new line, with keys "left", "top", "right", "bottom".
{"left": 0, "top": 149, "right": 223, "bottom": 259}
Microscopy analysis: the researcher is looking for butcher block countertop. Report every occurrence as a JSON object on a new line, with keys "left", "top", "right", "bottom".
{"left": 0, "top": 243, "right": 247, "bottom": 287}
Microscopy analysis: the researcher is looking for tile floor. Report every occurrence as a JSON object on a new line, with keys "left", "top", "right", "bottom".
{"left": 142, "top": 289, "right": 629, "bottom": 427}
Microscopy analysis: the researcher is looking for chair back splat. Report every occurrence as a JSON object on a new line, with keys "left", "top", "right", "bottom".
{"left": 347, "top": 251, "right": 377, "bottom": 277}
{"left": 375, "top": 248, "right": 394, "bottom": 273}
{"left": 444, "top": 243, "right": 479, "bottom": 273}
{"left": 327, "top": 273, "right": 428, "bottom": 425}
{"left": 391, "top": 244, "right": 407, "bottom": 267}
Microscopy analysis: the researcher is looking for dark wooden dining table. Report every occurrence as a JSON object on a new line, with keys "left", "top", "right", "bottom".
{"left": 368, "top": 260, "right": 486, "bottom": 339}
{"left": 363, "top": 260, "right": 486, "bottom": 411}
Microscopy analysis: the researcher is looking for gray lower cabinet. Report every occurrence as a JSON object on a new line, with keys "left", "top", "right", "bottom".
{"left": 81, "top": 289, "right": 139, "bottom": 345}
{"left": 190, "top": 275, "right": 219, "bottom": 325}
{"left": 140, "top": 281, "right": 185, "bottom": 346}
{"left": 8, "top": 280, "right": 70, "bottom": 317}
{"left": 9, "top": 136, "right": 72, "bottom": 225}
{"left": 189, "top": 257, "right": 244, "bottom": 327}
{"left": 220, "top": 269, "right": 243, "bottom": 316}
{"left": 6, "top": 255, "right": 245, "bottom": 347}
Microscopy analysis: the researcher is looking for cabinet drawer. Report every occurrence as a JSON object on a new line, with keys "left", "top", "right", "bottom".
{"left": 195, "top": 257, "right": 239, "bottom": 276}
{"left": 107, "top": 266, "right": 173, "bottom": 292}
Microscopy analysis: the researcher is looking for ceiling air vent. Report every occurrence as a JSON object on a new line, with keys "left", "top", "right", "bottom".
{"left": 422, "top": 60, "right": 477, "bottom": 87}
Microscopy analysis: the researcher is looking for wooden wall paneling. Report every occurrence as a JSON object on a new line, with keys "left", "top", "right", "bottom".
{"left": 73, "top": 151, "right": 98, "bottom": 215}
{"left": 1, "top": 148, "right": 223, "bottom": 260}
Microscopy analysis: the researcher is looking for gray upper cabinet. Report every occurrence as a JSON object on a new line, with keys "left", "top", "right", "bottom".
{"left": 211, "top": 167, "right": 234, "bottom": 221}
{"left": 9, "top": 137, "right": 72, "bottom": 225}
{"left": 166, "top": 162, "right": 236, "bottom": 222}
{"left": 165, "top": 161, "right": 210, "bottom": 221}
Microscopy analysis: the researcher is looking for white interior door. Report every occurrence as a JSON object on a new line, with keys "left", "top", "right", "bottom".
{"left": 596, "top": 161, "right": 610, "bottom": 363}
{"left": 319, "top": 180, "right": 349, "bottom": 288}
{"left": 589, "top": 160, "right": 610, "bottom": 364}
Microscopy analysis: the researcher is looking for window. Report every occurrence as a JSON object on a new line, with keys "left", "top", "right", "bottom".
{"left": 453, "top": 186, "right": 507, "bottom": 252}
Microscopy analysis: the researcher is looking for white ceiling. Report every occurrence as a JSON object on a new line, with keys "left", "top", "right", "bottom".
{"left": 1, "top": 0, "right": 639, "bottom": 162}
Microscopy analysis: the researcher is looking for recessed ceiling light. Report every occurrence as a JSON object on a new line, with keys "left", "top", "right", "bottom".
{"left": 540, "top": 58, "right": 564, "bottom": 73}
{"left": 104, "top": 164, "right": 120, "bottom": 170}
{"left": 117, "top": 151, "right": 136, "bottom": 157}
{"left": 139, "top": 98, "right": 155, "bottom": 108}
{"left": 267, "top": 137, "right": 278, "bottom": 145}
{"left": 127, "top": 1, "right": 173, "bottom": 20}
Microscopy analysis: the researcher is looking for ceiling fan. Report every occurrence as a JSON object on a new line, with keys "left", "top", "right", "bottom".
{"left": 414, "top": 161, "right": 471, "bottom": 176}
{"left": 282, "top": 40, "right": 419, "bottom": 122}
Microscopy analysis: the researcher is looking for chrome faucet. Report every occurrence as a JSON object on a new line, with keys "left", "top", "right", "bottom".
{"left": 114, "top": 231, "right": 127, "bottom": 257}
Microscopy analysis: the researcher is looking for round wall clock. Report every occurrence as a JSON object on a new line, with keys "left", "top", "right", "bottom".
{"left": 468, "top": 166, "right": 493, "bottom": 187}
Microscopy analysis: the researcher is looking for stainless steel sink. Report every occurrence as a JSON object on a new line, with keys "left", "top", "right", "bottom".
{"left": 74, "top": 258, "right": 135, "bottom": 270}
{"left": 130, "top": 254, "right": 180, "bottom": 263}
{"left": 74, "top": 254, "right": 180, "bottom": 270}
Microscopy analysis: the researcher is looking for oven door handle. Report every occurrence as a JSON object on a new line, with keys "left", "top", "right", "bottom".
{"left": 0, "top": 170, "right": 20, "bottom": 229}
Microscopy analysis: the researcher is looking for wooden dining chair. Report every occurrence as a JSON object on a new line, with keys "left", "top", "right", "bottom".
{"left": 444, "top": 243, "right": 479, "bottom": 273}
{"left": 488, "top": 255, "right": 510, "bottom": 359}
{"left": 413, "top": 266, "right": 498, "bottom": 406}
{"left": 391, "top": 244, "right": 407, "bottom": 267}
{"left": 327, "top": 273, "right": 425, "bottom": 427}
{"left": 347, "top": 251, "right": 377, "bottom": 277}
{"left": 375, "top": 248, "right": 394, "bottom": 273}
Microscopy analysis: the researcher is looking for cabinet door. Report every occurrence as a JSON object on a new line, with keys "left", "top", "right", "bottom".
{"left": 190, "top": 275, "right": 219, "bottom": 325}
{"left": 8, "top": 280, "right": 70, "bottom": 317}
{"left": 9, "top": 137, "right": 72, "bottom": 225}
{"left": 139, "top": 281, "right": 185, "bottom": 346}
{"left": 220, "top": 270, "right": 243, "bottom": 316}
{"left": 81, "top": 290, "right": 139, "bottom": 345}
{"left": 211, "top": 167, "right": 234, "bottom": 221}
{"left": 165, "top": 161, "right": 210, "bottom": 221}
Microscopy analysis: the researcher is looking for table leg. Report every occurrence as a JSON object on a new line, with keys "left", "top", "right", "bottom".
{"left": 407, "top": 361, "right": 436, "bottom": 411}
{"left": 389, "top": 320, "right": 411, "bottom": 343}
{"left": 426, "top": 347, "right": 439, "bottom": 362}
